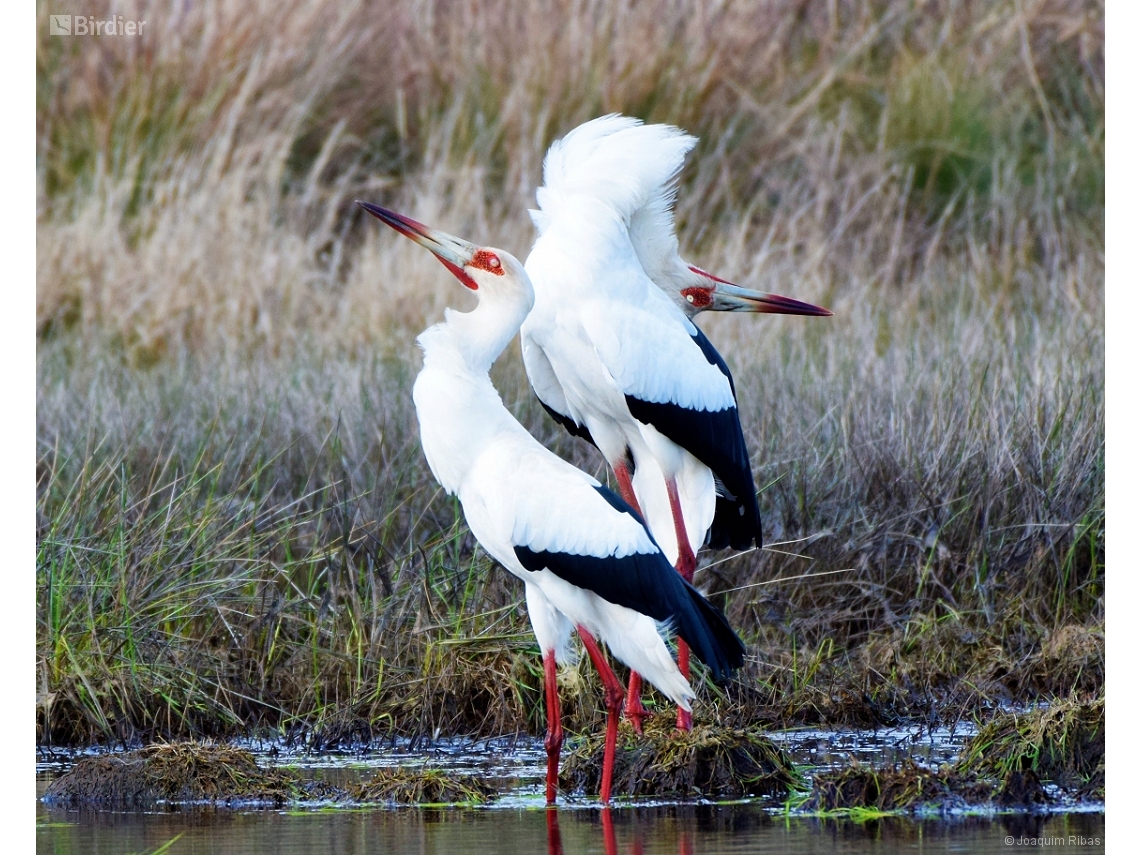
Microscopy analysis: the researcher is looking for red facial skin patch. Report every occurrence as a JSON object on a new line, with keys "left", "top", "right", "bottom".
{"left": 680, "top": 287, "right": 713, "bottom": 308}
{"left": 471, "top": 250, "right": 505, "bottom": 275}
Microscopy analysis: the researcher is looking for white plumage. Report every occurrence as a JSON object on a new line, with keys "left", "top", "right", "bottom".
{"left": 411, "top": 266, "right": 691, "bottom": 703}
{"left": 357, "top": 200, "right": 744, "bottom": 804}
{"left": 523, "top": 119, "right": 740, "bottom": 568}
{"left": 522, "top": 116, "right": 831, "bottom": 730}
{"left": 525, "top": 114, "right": 832, "bottom": 562}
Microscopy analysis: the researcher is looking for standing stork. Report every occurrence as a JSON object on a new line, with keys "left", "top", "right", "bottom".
{"left": 358, "top": 201, "right": 745, "bottom": 804}
{"left": 523, "top": 116, "right": 830, "bottom": 731}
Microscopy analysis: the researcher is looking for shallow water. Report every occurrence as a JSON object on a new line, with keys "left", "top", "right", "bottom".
{"left": 36, "top": 796, "right": 1106, "bottom": 855}
{"left": 36, "top": 725, "right": 1106, "bottom": 855}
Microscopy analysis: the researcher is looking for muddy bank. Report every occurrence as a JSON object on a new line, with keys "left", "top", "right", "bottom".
{"left": 800, "top": 695, "right": 1104, "bottom": 813}
{"left": 41, "top": 696, "right": 1106, "bottom": 811}
{"left": 42, "top": 743, "right": 309, "bottom": 808}
{"left": 42, "top": 742, "right": 494, "bottom": 809}
{"left": 804, "top": 761, "right": 1049, "bottom": 813}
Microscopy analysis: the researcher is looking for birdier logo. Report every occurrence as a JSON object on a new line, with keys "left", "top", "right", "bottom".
{"left": 49, "top": 14, "right": 146, "bottom": 36}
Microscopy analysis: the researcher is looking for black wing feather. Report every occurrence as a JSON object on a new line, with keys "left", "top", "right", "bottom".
{"left": 689, "top": 325, "right": 737, "bottom": 397}
{"left": 513, "top": 486, "right": 745, "bottom": 681}
{"left": 624, "top": 328, "right": 761, "bottom": 550}
{"left": 540, "top": 401, "right": 598, "bottom": 448}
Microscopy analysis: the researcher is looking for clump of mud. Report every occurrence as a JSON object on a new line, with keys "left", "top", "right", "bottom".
{"left": 804, "top": 759, "right": 1030, "bottom": 812}
{"left": 560, "top": 714, "right": 802, "bottom": 799}
{"left": 42, "top": 742, "right": 314, "bottom": 808}
{"left": 955, "top": 694, "right": 1104, "bottom": 792}
{"left": 350, "top": 768, "right": 496, "bottom": 804}
{"left": 995, "top": 769, "right": 1051, "bottom": 807}
{"left": 805, "top": 760, "right": 1052, "bottom": 812}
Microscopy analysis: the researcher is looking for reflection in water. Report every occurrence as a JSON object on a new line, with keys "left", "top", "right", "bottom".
{"left": 537, "top": 806, "right": 1105, "bottom": 855}
{"left": 39, "top": 785, "right": 1105, "bottom": 855}
{"left": 37, "top": 726, "right": 1105, "bottom": 854}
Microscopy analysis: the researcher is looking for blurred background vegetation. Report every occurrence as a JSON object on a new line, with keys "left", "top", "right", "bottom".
{"left": 36, "top": 0, "right": 1103, "bottom": 746}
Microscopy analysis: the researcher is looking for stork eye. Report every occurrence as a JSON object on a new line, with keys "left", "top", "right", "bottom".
{"left": 472, "top": 249, "right": 505, "bottom": 274}
{"left": 680, "top": 287, "right": 713, "bottom": 308}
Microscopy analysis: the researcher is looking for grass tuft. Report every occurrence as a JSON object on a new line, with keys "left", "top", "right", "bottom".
{"left": 955, "top": 694, "right": 1104, "bottom": 791}
{"left": 349, "top": 768, "right": 496, "bottom": 805}
{"left": 37, "top": 0, "right": 1103, "bottom": 745}
{"left": 559, "top": 714, "right": 803, "bottom": 799}
{"left": 802, "top": 759, "right": 996, "bottom": 813}
{"left": 41, "top": 742, "right": 309, "bottom": 808}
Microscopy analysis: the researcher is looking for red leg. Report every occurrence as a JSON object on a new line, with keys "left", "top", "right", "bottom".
{"left": 675, "top": 649, "right": 692, "bottom": 731}
{"left": 624, "top": 671, "right": 649, "bottom": 734}
{"left": 543, "top": 650, "right": 563, "bottom": 805}
{"left": 612, "top": 459, "right": 644, "bottom": 516}
{"left": 666, "top": 477, "right": 696, "bottom": 731}
{"left": 546, "top": 807, "right": 563, "bottom": 855}
{"left": 577, "top": 625, "right": 625, "bottom": 803}
{"left": 613, "top": 459, "right": 650, "bottom": 733}
{"left": 665, "top": 477, "right": 697, "bottom": 582}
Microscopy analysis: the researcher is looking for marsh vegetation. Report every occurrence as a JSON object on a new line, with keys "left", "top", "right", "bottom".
{"left": 37, "top": 0, "right": 1103, "bottom": 767}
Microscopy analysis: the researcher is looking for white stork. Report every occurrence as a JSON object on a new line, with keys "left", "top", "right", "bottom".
{"left": 523, "top": 116, "right": 830, "bottom": 730}
{"left": 357, "top": 201, "right": 745, "bottom": 805}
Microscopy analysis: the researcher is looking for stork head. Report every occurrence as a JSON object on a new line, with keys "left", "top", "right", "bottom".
{"left": 357, "top": 201, "right": 531, "bottom": 304}
{"left": 678, "top": 265, "right": 833, "bottom": 319}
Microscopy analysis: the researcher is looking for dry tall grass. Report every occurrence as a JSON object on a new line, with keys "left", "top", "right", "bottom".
{"left": 37, "top": 0, "right": 1103, "bottom": 744}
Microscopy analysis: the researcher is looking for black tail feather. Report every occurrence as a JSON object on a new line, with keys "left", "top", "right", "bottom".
{"left": 707, "top": 491, "right": 762, "bottom": 552}
{"left": 674, "top": 580, "right": 746, "bottom": 683}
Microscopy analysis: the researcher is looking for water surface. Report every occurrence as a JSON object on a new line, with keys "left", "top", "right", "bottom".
{"left": 37, "top": 724, "right": 1106, "bottom": 855}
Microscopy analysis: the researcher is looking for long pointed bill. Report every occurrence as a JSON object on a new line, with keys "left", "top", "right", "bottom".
{"left": 357, "top": 201, "right": 480, "bottom": 290}
{"left": 688, "top": 265, "right": 832, "bottom": 316}
{"left": 712, "top": 282, "right": 833, "bottom": 315}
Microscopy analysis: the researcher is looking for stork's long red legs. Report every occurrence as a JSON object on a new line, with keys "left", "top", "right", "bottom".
{"left": 613, "top": 460, "right": 641, "bottom": 516}
{"left": 614, "top": 464, "right": 697, "bottom": 733}
{"left": 543, "top": 650, "right": 564, "bottom": 805}
{"left": 666, "top": 477, "right": 695, "bottom": 731}
{"left": 577, "top": 625, "right": 625, "bottom": 803}
{"left": 612, "top": 461, "right": 651, "bottom": 734}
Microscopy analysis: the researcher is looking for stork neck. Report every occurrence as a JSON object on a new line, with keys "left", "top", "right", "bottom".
{"left": 439, "top": 288, "right": 533, "bottom": 375}
{"left": 414, "top": 287, "right": 534, "bottom": 498}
